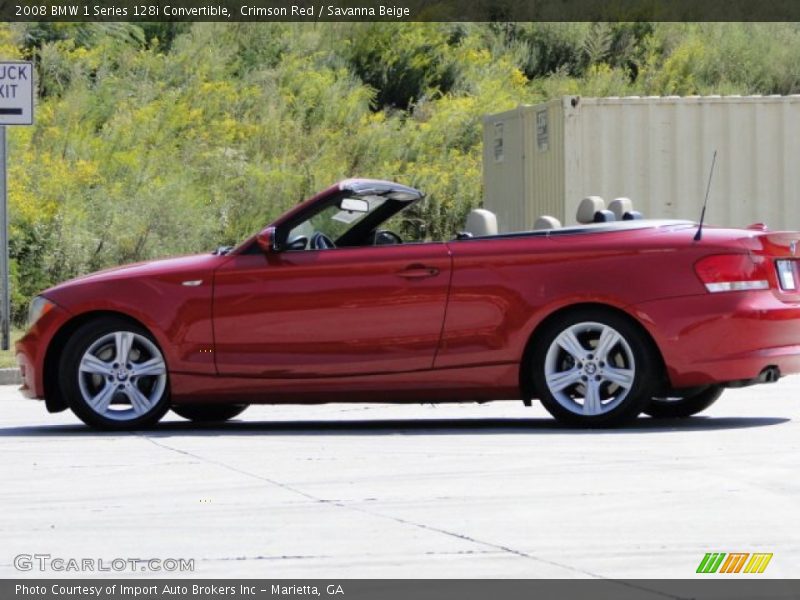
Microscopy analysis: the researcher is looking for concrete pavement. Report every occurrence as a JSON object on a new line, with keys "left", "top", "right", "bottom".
{"left": 0, "top": 378, "right": 798, "bottom": 578}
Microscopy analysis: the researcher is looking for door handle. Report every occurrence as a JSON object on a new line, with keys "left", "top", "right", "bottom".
{"left": 396, "top": 264, "right": 440, "bottom": 279}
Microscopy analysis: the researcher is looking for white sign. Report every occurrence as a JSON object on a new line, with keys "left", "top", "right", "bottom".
{"left": 0, "top": 61, "right": 33, "bottom": 125}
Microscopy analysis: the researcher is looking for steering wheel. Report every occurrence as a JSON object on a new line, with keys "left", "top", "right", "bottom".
{"left": 310, "top": 232, "right": 336, "bottom": 250}
{"left": 372, "top": 230, "right": 403, "bottom": 246}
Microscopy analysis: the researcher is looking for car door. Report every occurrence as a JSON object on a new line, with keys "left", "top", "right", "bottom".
{"left": 213, "top": 243, "right": 452, "bottom": 377}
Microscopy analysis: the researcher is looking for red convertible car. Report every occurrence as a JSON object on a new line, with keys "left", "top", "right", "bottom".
{"left": 15, "top": 179, "right": 800, "bottom": 429}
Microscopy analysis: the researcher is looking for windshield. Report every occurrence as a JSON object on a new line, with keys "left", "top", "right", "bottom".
{"left": 287, "top": 195, "right": 388, "bottom": 245}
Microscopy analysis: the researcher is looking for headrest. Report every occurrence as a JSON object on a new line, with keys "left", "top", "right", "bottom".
{"left": 608, "top": 197, "right": 633, "bottom": 221}
{"left": 534, "top": 215, "right": 562, "bottom": 230}
{"left": 577, "top": 196, "right": 605, "bottom": 224}
{"left": 464, "top": 209, "right": 498, "bottom": 237}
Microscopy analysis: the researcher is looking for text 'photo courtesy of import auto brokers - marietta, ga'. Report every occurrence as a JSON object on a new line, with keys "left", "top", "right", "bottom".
{"left": 14, "top": 584, "right": 345, "bottom": 597}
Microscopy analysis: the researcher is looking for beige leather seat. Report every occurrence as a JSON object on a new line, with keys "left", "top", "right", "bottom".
{"left": 534, "top": 215, "right": 562, "bottom": 230}
{"left": 576, "top": 196, "right": 606, "bottom": 224}
{"left": 608, "top": 197, "right": 633, "bottom": 221}
{"left": 609, "top": 197, "right": 644, "bottom": 220}
{"left": 464, "top": 209, "right": 498, "bottom": 237}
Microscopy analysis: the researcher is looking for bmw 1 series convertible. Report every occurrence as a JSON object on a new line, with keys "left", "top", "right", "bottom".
{"left": 15, "top": 179, "right": 800, "bottom": 430}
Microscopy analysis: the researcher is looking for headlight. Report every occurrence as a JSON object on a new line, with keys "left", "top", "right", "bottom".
{"left": 27, "top": 296, "right": 55, "bottom": 328}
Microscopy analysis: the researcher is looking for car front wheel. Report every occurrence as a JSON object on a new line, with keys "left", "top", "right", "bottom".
{"left": 644, "top": 386, "right": 724, "bottom": 418}
{"left": 172, "top": 404, "right": 248, "bottom": 423}
{"left": 530, "top": 309, "right": 660, "bottom": 427}
{"left": 59, "top": 317, "right": 170, "bottom": 430}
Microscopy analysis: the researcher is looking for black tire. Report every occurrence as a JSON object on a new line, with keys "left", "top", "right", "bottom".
{"left": 530, "top": 308, "right": 661, "bottom": 427}
{"left": 172, "top": 404, "right": 248, "bottom": 423}
{"left": 644, "top": 386, "right": 724, "bottom": 418}
{"left": 59, "top": 316, "right": 171, "bottom": 431}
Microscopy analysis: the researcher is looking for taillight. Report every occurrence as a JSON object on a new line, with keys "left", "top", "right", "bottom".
{"left": 694, "top": 254, "right": 772, "bottom": 293}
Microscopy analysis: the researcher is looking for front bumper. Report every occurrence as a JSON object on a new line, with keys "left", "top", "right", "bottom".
{"left": 632, "top": 290, "right": 800, "bottom": 389}
{"left": 15, "top": 303, "right": 73, "bottom": 400}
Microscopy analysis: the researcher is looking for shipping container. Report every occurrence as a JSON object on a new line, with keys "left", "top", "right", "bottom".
{"left": 482, "top": 96, "right": 800, "bottom": 232}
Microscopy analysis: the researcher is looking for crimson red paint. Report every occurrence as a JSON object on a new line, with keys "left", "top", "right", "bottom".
{"left": 15, "top": 180, "right": 800, "bottom": 420}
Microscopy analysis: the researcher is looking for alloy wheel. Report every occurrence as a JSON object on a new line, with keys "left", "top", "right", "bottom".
{"left": 77, "top": 331, "right": 167, "bottom": 422}
{"left": 543, "top": 321, "right": 636, "bottom": 416}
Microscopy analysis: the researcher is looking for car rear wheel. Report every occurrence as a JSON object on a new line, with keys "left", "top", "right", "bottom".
{"left": 644, "top": 386, "right": 724, "bottom": 418}
{"left": 172, "top": 404, "right": 248, "bottom": 423}
{"left": 530, "top": 309, "right": 659, "bottom": 427}
{"left": 59, "top": 317, "right": 170, "bottom": 430}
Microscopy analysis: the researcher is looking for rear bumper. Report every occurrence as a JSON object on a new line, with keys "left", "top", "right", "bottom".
{"left": 631, "top": 290, "right": 800, "bottom": 389}
{"left": 15, "top": 304, "right": 72, "bottom": 400}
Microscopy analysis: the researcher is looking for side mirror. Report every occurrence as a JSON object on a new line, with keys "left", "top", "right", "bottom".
{"left": 256, "top": 226, "right": 279, "bottom": 254}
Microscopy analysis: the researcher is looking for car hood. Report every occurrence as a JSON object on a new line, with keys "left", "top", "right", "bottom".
{"left": 44, "top": 253, "right": 226, "bottom": 296}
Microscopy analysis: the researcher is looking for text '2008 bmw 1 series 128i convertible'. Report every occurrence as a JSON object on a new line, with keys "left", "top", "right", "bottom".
{"left": 15, "top": 179, "right": 800, "bottom": 429}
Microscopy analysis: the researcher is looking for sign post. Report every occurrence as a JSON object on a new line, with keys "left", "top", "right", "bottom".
{"left": 0, "top": 60, "right": 34, "bottom": 351}
{"left": 0, "top": 125, "right": 7, "bottom": 351}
